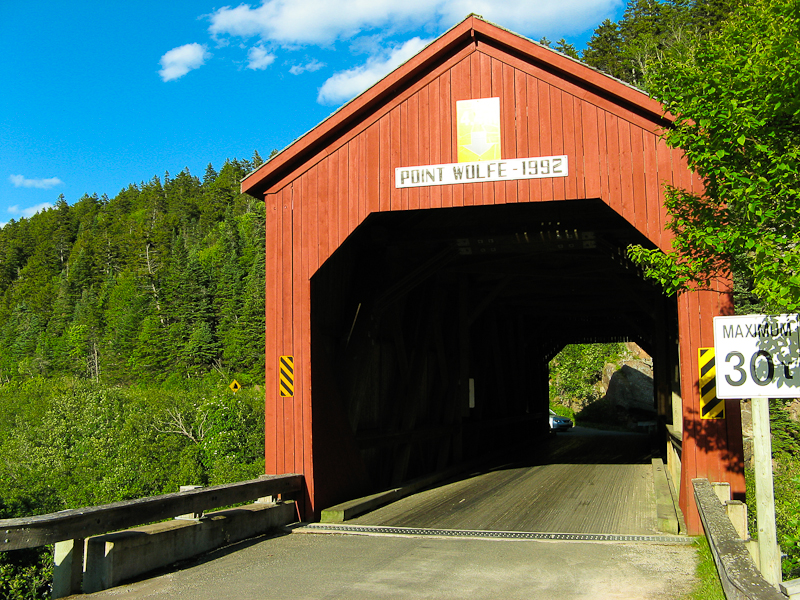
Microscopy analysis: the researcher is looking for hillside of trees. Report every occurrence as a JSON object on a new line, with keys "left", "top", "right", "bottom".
{"left": 0, "top": 155, "right": 268, "bottom": 385}
{"left": 0, "top": 155, "right": 274, "bottom": 598}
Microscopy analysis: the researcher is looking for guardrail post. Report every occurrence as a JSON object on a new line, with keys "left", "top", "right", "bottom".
{"left": 725, "top": 500, "right": 748, "bottom": 541}
{"left": 52, "top": 538, "right": 84, "bottom": 599}
{"left": 712, "top": 482, "right": 731, "bottom": 504}
{"left": 176, "top": 485, "right": 204, "bottom": 520}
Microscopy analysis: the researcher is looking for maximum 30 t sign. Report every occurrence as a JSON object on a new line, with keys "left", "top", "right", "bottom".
{"left": 713, "top": 314, "right": 800, "bottom": 399}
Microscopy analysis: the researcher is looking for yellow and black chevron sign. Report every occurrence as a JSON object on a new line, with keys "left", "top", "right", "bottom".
{"left": 699, "top": 348, "right": 725, "bottom": 419}
{"left": 279, "top": 355, "right": 294, "bottom": 397}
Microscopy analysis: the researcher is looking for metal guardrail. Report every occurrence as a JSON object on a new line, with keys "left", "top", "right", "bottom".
{"left": 0, "top": 473, "right": 303, "bottom": 551}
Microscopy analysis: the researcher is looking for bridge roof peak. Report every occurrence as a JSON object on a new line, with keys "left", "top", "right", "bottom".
{"left": 241, "top": 15, "right": 667, "bottom": 199}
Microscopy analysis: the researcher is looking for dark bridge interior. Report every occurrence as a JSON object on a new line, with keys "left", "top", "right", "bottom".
{"left": 311, "top": 199, "right": 679, "bottom": 499}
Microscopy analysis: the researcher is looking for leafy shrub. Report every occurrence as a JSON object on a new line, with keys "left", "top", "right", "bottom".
{"left": 549, "top": 343, "right": 627, "bottom": 407}
{"left": 778, "top": 474, "right": 800, "bottom": 579}
{"left": 549, "top": 403, "right": 575, "bottom": 421}
{"left": 0, "top": 375, "right": 266, "bottom": 598}
{"left": 744, "top": 401, "right": 800, "bottom": 580}
{"left": 0, "top": 549, "right": 52, "bottom": 600}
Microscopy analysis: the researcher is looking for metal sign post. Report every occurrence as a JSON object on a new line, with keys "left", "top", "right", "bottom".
{"left": 713, "top": 313, "right": 800, "bottom": 587}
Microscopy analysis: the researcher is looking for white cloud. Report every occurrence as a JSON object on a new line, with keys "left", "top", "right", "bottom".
{"left": 8, "top": 202, "right": 53, "bottom": 219}
{"left": 208, "top": 0, "right": 621, "bottom": 47}
{"left": 289, "top": 59, "right": 325, "bottom": 75}
{"left": 9, "top": 174, "right": 63, "bottom": 189}
{"left": 159, "top": 43, "right": 210, "bottom": 81}
{"left": 247, "top": 44, "right": 276, "bottom": 70}
{"left": 318, "top": 37, "right": 431, "bottom": 105}
{"left": 209, "top": 0, "right": 431, "bottom": 46}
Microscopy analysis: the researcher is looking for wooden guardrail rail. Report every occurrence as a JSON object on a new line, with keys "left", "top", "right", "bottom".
{"left": 693, "top": 478, "right": 785, "bottom": 600}
{"left": 1, "top": 473, "right": 302, "bottom": 550}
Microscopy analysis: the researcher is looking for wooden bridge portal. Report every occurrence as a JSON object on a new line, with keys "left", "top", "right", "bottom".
{"left": 241, "top": 16, "right": 745, "bottom": 535}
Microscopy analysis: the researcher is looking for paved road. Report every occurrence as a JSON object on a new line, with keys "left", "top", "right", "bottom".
{"left": 82, "top": 528, "right": 698, "bottom": 600}
{"left": 81, "top": 430, "right": 699, "bottom": 599}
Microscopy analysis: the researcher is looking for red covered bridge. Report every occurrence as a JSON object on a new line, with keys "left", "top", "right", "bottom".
{"left": 241, "top": 15, "right": 744, "bottom": 535}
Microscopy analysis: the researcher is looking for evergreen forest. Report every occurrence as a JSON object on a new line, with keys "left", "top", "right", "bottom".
{"left": 0, "top": 155, "right": 273, "bottom": 598}
{"left": 0, "top": 155, "right": 267, "bottom": 385}
{"left": 3, "top": 0, "right": 800, "bottom": 595}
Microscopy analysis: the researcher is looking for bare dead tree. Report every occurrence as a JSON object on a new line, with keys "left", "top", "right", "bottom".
{"left": 153, "top": 407, "right": 208, "bottom": 444}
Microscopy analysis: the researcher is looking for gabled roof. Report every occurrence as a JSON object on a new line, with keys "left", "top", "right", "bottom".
{"left": 241, "top": 15, "right": 667, "bottom": 199}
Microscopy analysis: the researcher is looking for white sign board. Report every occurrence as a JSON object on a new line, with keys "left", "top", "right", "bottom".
{"left": 713, "top": 314, "right": 800, "bottom": 398}
{"left": 395, "top": 155, "right": 568, "bottom": 188}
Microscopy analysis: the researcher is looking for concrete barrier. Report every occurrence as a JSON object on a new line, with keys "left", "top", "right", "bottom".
{"left": 692, "top": 479, "right": 785, "bottom": 600}
{"left": 321, "top": 461, "right": 474, "bottom": 522}
{"left": 83, "top": 500, "right": 296, "bottom": 593}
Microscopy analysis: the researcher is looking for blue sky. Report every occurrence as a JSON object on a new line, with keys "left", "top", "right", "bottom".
{"left": 0, "top": 0, "right": 624, "bottom": 226}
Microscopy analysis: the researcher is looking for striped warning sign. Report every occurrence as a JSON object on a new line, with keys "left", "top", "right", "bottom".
{"left": 280, "top": 355, "right": 294, "bottom": 397}
{"left": 699, "top": 348, "right": 725, "bottom": 419}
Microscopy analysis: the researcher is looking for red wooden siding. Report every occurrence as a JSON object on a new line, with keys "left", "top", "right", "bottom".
{"left": 267, "top": 51, "right": 685, "bottom": 269}
{"left": 249, "top": 16, "right": 745, "bottom": 529}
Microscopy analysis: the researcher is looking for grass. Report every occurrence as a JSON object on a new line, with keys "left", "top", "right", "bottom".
{"left": 684, "top": 536, "right": 725, "bottom": 600}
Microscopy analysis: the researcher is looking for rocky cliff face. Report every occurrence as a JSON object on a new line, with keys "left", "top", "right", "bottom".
{"left": 573, "top": 344, "right": 657, "bottom": 429}
{"left": 598, "top": 359, "right": 657, "bottom": 428}
{"left": 604, "top": 363, "right": 655, "bottom": 410}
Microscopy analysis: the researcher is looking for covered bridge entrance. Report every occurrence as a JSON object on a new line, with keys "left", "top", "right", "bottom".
{"left": 241, "top": 16, "right": 745, "bottom": 535}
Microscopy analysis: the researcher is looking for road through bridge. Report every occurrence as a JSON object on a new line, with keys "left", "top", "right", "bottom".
{"left": 344, "top": 427, "right": 663, "bottom": 535}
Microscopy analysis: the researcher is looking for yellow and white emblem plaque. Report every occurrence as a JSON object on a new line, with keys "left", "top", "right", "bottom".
{"left": 456, "top": 97, "right": 501, "bottom": 162}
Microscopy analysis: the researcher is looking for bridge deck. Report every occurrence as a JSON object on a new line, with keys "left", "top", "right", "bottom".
{"left": 83, "top": 429, "right": 698, "bottom": 600}
{"left": 350, "top": 428, "right": 660, "bottom": 535}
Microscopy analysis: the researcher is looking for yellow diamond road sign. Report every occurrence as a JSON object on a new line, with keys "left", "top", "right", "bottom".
{"left": 229, "top": 380, "right": 241, "bottom": 393}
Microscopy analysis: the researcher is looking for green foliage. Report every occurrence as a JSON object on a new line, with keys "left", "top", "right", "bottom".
{"left": 582, "top": 0, "right": 740, "bottom": 89}
{"left": 771, "top": 401, "right": 800, "bottom": 579}
{"left": 549, "top": 343, "right": 626, "bottom": 405}
{"left": 744, "top": 402, "right": 800, "bottom": 580}
{"left": 776, "top": 471, "right": 800, "bottom": 579}
{"left": 0, "top": 158, "right": 266, "bottom": 384}
{"left": 0, "top": 156, "right": 268, "bottom": 597}
{"left": 0, "top": 376, "right": 266, "bottom": 596}
{"left": 748, "top": 458, "right": 800, "bottom": 580}
{"left": 770, "top": 400, "right": 800, "bottom": 458}
{"left": 548, "top": 403, "right": 575, "bottom": 421}
{"left": 627, "top": 0, "right": 800, "bottom": 310}
{"left": 0, "top": 548, "right": 52, "bottom": 600}
{"left": 554, "top": 38, "right": 580, "bottom": 59}
{"left": 0, "top": 377, "right": 266, "bottom": 510}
